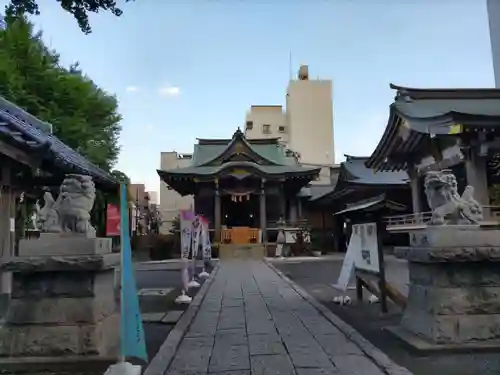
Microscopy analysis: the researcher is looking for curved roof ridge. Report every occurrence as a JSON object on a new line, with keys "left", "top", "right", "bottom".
{"left": 344, "top": 155, "right": 369, "bottom": 161}
{"left": 390, "top": 83, "right": 500, "bottom": 100}
{"left": 198, "top": 128, "right": 282, "bottom": 166}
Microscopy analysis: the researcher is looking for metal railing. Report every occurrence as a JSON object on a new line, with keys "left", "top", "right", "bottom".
{"left": 384, "top": 206, "right": 500, "bottom": 228}
{"left": 384, "top": 212, "right": 433, "bottom": 227}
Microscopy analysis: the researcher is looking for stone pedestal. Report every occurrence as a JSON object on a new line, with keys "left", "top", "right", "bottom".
{"left": 390, "top": 225, "right": 500, "bottom": 351}
{"left": 19, "top": 233, "right": 112, "bottom": 256}
{"left": 0, "top": 244, "right": 119, "bottom": 359}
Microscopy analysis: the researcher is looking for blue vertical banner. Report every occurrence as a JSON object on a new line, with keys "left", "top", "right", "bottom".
{"left": 119, "top": 184, "right": 148, "bottom": 362}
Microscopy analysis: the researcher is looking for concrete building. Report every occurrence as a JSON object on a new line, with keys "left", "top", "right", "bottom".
{"left": 245, "top": 105, "right": 288, "bottom": 142}
{"left": 489, "top": 0, "right": 500, "bottom": 87}
{"left": 159, "top": 152, "right": 194, "bottom": 232}
{"left": 245, "top": 65, "right": 334, "bottom": 183}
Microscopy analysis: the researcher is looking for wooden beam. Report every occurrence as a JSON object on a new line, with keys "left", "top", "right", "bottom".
{"left": 0, "top": 139, "right": 39, "bottom": 169}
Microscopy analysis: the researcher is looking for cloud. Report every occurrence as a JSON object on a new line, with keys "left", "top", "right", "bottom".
{"left": 145, "top": 124, "right": 154, "bottom": 131}
{"left": 125, "top": 86, "right": 139, "bottom": 93}
{"left": 158, "top": 85, "right": 180, "bottom": 97}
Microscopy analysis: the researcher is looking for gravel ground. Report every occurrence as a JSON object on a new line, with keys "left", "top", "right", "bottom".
{"left": 273, "top": 258, "right": 500, "bottom": 375}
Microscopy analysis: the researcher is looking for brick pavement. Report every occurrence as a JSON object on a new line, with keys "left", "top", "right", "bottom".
{"left": 165, "top": 260, "right": 387, "bottom": 375}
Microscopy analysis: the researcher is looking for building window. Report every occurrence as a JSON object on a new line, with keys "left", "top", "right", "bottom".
{"left": 262, "top": 124, "right": 271, "bottom": 134}
{"left": 278, "top": 126, "right": 286, "bottom": 133}
{"left": 246, "top": 121, "right": 253, "bottom": 130}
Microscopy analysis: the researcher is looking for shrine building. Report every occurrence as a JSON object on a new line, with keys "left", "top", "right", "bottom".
{"left": 157, "top": 128, "right": 321, "bottom": 244}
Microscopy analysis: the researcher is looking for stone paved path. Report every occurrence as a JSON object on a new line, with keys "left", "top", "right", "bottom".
{"left": 166, "top": 261, "right": 387, "bottom": 375}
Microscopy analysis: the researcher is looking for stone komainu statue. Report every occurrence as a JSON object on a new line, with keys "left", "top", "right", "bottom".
{"left": 36, "top": 174, "right": 97, "bottom": 237}
{"left": 35, "top": 191, "right": 61, "bottom": 232}
{"left": 424, "top": 170, "right": 483, "bottom": 225}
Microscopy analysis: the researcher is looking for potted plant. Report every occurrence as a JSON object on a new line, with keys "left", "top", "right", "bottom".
{"left": 310, "top": 231, "right": 322, "bottom": 257}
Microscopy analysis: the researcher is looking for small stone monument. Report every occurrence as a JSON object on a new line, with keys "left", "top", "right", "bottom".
{"left": 0, "top": 174, "right": 119, "bottom": 365}
{"left": 389, "top": 169, "right": 500, "bottom": 350}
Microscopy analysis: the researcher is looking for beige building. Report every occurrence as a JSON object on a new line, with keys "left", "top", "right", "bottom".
{"left": 245, "top": 105, "right": 288, "bottom": 142}
{"left": 159, "top": 152, "right": 194, "bottom": 232}
{"left": 245, "top": 65, "right": 334, "bottom": 183}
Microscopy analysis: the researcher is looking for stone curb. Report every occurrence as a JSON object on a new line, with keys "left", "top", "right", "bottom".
{"left": 265, "top": 260, "right": 414, "bottom": 375}
{"left": 143, "top": 262, "right": 221, "bottom": 375}
{"left": 138, "top": 258, "right": 220, "bottom": 266}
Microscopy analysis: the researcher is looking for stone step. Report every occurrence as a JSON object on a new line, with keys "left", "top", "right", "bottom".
{"left": 219, "top": 244, "right": 266, "bottom": 259}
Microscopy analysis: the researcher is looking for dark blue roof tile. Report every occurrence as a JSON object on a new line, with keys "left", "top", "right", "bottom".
{"left": 0, "top": 96, "right": 117, "bottom": 187}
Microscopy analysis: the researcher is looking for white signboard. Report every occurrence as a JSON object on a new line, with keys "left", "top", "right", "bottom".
{"left": 352, "top": 223, "right": 380, "bottom": 273}
{"left": 284, "top": 229, "right": 311, "bottom": 244}
{"left": 332, "top": 234, "right": 357, "bottom": 292}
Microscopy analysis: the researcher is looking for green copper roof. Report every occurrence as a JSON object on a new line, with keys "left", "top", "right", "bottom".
{"left": 191, "top": 137, "right": 293, "bottom": 166}
{"left": 159, "top": 161, "right": 318, "bottom": 177}
{"left": 158, "top": 128, "right": 319, "bottom": 180}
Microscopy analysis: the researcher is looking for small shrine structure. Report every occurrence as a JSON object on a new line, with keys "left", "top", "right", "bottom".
{"left": 307, "top": 155, "right": 411, "bottom": 252}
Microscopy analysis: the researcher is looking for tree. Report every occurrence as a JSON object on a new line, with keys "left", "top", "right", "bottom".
{"left": 5, "top": 0, "right": 133, "bottom": 34}
{"left": 111, "top": 170, "right": 130, "bottom": 184}
{"left": 0, "top": 16, "right": 122, "bottom": 170}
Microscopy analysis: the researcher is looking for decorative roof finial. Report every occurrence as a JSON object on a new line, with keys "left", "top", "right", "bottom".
{"left": 233, "top": 127, "right": 244, "bottom": 138}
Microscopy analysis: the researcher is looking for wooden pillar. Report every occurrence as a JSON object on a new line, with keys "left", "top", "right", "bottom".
{"left": 280, "top": 184, "right": 286, "bottom": 220}
{"left": 465, "top": 147, "right": 491, "bottom": 218}
{"left": 407, "top": 163, "right": 423, "bottom": 217}
{"left": 0, "top": 162, "right": 14, "bottom": 296}
{"left": 289, "top": 199, "right": 297, "bottom": 225}
{"left": 214, "top": 179, "right": 221, "bottom": 242}
{"left": 297, "top": 198, "right": 303, "bottom": 219}
{"left": 260, "top": 179, "right": 267, "bottom": 243}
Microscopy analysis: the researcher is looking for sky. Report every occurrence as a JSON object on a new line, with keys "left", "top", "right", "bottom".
{"left": 0, "top": 0, "right": 495, "bottom": 193}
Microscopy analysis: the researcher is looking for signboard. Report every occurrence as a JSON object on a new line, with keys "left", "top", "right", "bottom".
{"left": 284, "top": 229, "right": 311, "bottom": 244}
{"left": 106, "top": 203, "right": 120, "bottom": 236}
{"left": 180, "top": 209, "right": 194, "bottom": 259}
{"left": 351, "top": 223, "right": 380, "bottom": 273}
{"left": 332, "top": 233, "right": 357, "bottom": 292}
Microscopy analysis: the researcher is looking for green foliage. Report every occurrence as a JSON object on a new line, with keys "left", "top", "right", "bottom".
{"left": 5, "top": 0, "right": 133, "bottom": 34}
{"left": 170, "top": 215, "right": 180, "bottom": 235}
{"left": 490, "top": 184, "right": 500, "bottom": 206}
{"left": 0, "top": 16, "right": 122, "bottom": 170}
{"left": 111, "top": 170, "right": 130, "bottom": 184}
{"left": 169, "top": 215, "right": 181, "bottom": 251}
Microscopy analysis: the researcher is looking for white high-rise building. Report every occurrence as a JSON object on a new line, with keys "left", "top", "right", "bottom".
{"left": 488, "top": 0, "right": 500, "bottom": 87}
{"left": 245, "top": 65, "right": 334, "bottom": 183}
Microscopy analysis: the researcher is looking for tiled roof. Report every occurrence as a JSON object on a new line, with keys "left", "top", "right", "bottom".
{"left": 192, "top": 130, "right": 292, "bottom": 167}
{"left": 343, "top": 156, "right": 408, "bottom": 185}
{"left": 0, "top": 96, "right": 117, "bottom": 188}
{"left": 158, "top": 161, "right": 319, "bottom": 177}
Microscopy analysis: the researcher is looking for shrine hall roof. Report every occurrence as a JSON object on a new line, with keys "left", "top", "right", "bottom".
{"left": 342, "top": 155, "right": 408, "bottom": 185}
{"left": 157, "top": 161, "right": 319, "bottom": 177}
{"left": 309, "top": 155, "right": 408, "bottom": 204}
{"left": 158, "top": 129, "right": 320, "bottom": 195}
{"left": 192, "top": 136, "right": 296, "bottom": 167}
{"left": 159, "top": 128, "right": 315, "bottom": 177}
{"left": 0, "top": 96, "right": 117, "bottom": 188}
{"left": 366, "top": 84, "right": 500, "bottom": 171}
